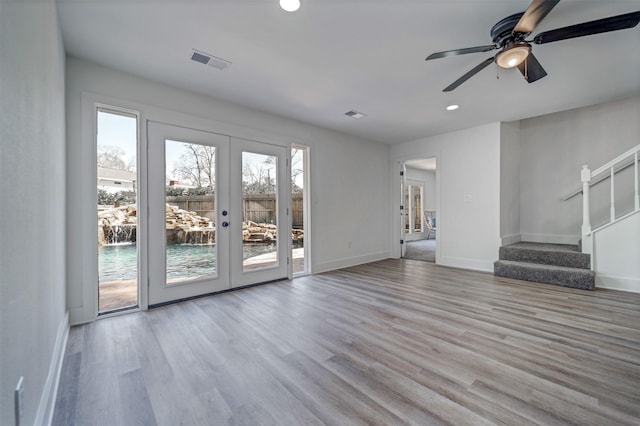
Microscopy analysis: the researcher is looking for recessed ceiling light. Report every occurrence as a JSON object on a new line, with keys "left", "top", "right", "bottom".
{"left": 446, "top": 104, "right": 459, "bottom": 111}
{"left": 280, "top": 0, "right": 301, "bottom": 12}
{"left": 344, "top": 110, "right": 367, "bottom": 119}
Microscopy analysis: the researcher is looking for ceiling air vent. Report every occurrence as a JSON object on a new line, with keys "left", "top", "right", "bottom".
{"left": 344, "top": 110, "right": 367, "bottom": 119}
{"left": 190, "top": 49, "right": 232, "bottom": 70}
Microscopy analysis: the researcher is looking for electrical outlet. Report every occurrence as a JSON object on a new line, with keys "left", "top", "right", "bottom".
{"left": 15, "top": 377, "right": 24, "bottom": 426}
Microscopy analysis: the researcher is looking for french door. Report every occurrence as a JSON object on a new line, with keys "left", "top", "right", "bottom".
{"left": 147, "top": 122, "right": 289, "bottom": 306}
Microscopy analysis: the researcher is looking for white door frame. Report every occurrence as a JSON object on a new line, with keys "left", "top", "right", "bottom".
{"left": 392, "top": 155, "right": 440, "bottom": 261}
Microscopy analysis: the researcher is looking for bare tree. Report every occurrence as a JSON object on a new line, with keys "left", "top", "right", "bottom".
{"left": 291, "top": 148, "right": 304, "bottom": 193}
{"left": 172, "top": 144, "right": 216, "bottom": 188}
{"left": 97, "top": 145, "right": 133, "bottom": 171}
{"left": 243, "top": 155, "right": 276, "bottom": 194}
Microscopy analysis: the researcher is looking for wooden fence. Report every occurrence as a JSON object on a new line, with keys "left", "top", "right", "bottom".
{"left": 166, "top": 194, "right": 304, "bottom": 227}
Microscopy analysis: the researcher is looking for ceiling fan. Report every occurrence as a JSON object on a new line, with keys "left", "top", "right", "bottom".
{"left": 425, "top": 0, "right": 640, "bottom": 92}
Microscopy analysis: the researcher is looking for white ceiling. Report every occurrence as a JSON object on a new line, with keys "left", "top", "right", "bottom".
{"left": 57, "top": 0, "right": 640, "bottom": 145}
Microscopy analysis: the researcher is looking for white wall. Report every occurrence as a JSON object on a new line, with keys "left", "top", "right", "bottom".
{"left": 424, "top": 170, "right": 436, "bottom": 212}
{"left": 593, "top": 212, "right": 640, "bottom": 292}
{"left": 0, "top": 1, "right": 68, "bottom": 425}
{"left": 500, "top": 121, "right": 521, "bottom": 245}
{"left": 519, "top": 95, "right": 640, "bottom": 243}
{"left": 391, "top": 123, "right": 502, "bottom": 271}
{"left": 405, "top": 166, "right": 427, "bottom": 182}
{"left": 66, "top": 57, "right": 390, "bottom": 324}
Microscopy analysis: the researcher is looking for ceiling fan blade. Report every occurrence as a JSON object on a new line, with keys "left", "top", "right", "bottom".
{"left": 517, "top": 52, "right": 547, "bottom": 83}
{"left": 426, "top": 45, "right": 496, "bottom": 60}
{"left": 443, "top": 57, "right": 495, "bottom": 92}
{"left": 514, "top": 0, "right": 561, "bottom": 35}
{"left": 533, "top": 10, "right": 640, "bottom": 44}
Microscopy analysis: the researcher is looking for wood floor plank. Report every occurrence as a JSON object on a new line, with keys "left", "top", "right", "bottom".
{"left": 54, "top": 259, "right": 640, "bottom": 425}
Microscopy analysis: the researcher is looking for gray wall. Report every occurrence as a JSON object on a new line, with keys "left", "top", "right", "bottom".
{"left": 0, "top": 1, "right": 68, "bottom": 424}
{"left": 519, "top": 95, "right": 640, "bottom": 242}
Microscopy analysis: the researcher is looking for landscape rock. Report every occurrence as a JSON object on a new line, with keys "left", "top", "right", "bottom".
{"left": 98, "top": 204, "right": 303, "bottom": 245}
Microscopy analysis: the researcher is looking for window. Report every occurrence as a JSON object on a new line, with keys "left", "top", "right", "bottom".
{"left": 96, "top": 108, "right": 139, "bottom": 313}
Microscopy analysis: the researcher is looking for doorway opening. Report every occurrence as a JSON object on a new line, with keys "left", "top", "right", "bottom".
{"left": 401, "top": 157, "right": 437, "bottom": 263}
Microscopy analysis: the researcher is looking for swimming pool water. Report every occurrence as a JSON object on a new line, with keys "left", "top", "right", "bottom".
{"left": 99, "top": 243, "right": 280, "bottom": 282}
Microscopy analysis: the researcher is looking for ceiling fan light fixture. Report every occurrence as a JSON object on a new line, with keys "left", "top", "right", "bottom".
{"left": 280, "top": 0, "right": 301, "bottom": 12}
{"left": 496, "top": 43, "right": 531, "bottom": 69}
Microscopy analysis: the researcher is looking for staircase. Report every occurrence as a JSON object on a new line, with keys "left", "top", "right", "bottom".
{"left": 494, "top": 242, "right": 595, "bottom": 290}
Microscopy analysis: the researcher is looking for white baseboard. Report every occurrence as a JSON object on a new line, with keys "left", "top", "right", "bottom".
{"left": 596, "top": 274, "right": 640, "bottom": 293}
{"left": 501, "top": 234, "right": 521, "bottom": 246}
{"left": 520, "top": 233, "right": 581, "bottom": 245}
{"left": 313, "top": 251, "right": 389, "bottom": 274}
{"left": 438, "top": 256, "right": 495, "bottom": 273}
{"left": 35, "top": 311, "right": 69, "bottom": 426}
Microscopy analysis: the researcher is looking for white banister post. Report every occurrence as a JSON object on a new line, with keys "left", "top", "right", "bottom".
{"left": 581, "top": 165, "right": 591, "bottom": 236}
{"left": 634, "top": 152, "right": 639, "bottom": 211}
{"left": 610, "top": 166, "right": 616, "bottom": 222}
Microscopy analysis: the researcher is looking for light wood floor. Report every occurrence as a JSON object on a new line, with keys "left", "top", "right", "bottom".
{"left": 53, "top": 259, "right": 640, "bottom": 425}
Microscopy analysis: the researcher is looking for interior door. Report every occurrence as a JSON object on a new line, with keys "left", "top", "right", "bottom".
{"left": 230, "top": 138, "right": 289, "bottom": 288}
{"left": 148, "top": 122, "right": 230, "bottom": 306}
{"left": 147, "top": 123, "right": 289, "bottom": 306}
{"left": 400, "top": 162, "right": 407, "bottom": 257}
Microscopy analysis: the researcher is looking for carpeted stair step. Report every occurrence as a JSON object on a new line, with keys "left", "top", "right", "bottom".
{"left": 499, "top": 242, "right": 590, "bottom": 269}
{"left": 494, "top": 260, "right": 595, "bottom": 290}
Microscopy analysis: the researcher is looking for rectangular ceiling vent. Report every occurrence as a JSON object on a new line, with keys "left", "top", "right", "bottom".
{"left": 190, "top": 49, "right": 232, "bottom": 70}
{"left": 344, "top": 110, "right": 367, "bottom": 119}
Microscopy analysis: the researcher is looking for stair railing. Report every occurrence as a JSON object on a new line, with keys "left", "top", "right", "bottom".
{"left": 581, "top": 144, "right": 640, "bottom": 254}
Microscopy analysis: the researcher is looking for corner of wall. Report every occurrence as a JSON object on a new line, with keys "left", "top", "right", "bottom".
{"left": 501, "top": 234, "right": 522, "bottom": 246}
{"left": 520, "top": 233, "right": 581, "bottom": 245}
{"left": 35, "top": 312, "right": 69, "bottom": 426}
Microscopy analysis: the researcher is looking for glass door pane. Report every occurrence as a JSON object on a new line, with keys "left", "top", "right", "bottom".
{"left": 413, "top": 185, "right": 423, "bottom": 232}
{"left": 147, "top": 122, "right": 230, "bottom": 307}
{"left": 404, "top": 184, "right": 411, "bottom": 234}
{"left": 97, "top": 109, "right": 138, "bottom": 313}
{"left": 165, "top": 140, "right": 217, "bottom": 284}
{"left": 241, "top": 151, "right": 278, "bottom": 271}
{"left": 231, "top": 139, "right": 288, "bottom": 288}
{"left": 291, "top": 147, "right": 306, "bottom": 274}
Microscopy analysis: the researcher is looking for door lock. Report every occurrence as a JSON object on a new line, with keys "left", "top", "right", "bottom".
{"left": 222, "top": 221, "right": 229, "bottom": 228}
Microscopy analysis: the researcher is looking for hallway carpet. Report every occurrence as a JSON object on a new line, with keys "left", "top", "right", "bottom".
{"left": 403, "top": 238, "right": 436, "bottom": 262}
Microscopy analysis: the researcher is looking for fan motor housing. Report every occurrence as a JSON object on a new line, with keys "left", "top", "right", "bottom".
{"left": 491, "top": 12, "right": 525, "bottom": 46}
